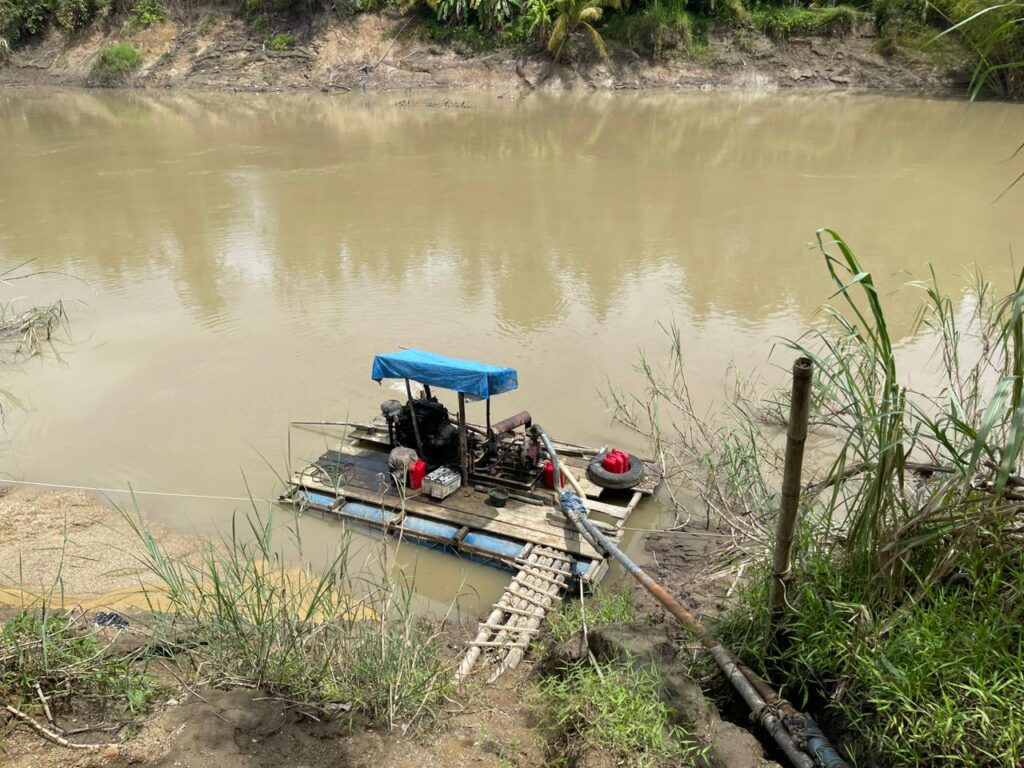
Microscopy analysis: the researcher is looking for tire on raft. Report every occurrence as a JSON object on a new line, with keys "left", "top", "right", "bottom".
{"left": 587, "top": 451, "right": 645, "bottom": 490}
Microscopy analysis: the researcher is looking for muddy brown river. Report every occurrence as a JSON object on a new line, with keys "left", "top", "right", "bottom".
{"left": 1, "top": 88, "right": 1022, "bottom": 615}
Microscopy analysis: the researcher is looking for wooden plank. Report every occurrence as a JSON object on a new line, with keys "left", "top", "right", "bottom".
{"left": 580, "top": 498, "right": 632, "bottom": 520}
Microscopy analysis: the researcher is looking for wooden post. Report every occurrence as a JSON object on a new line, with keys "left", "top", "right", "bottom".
{"left": 404, "top": 378, "right": 425, "bottom": 461}
{"left": 458, "top": 392, "right": 469, "bottom": 483}
{"left": 768, "top": 357, "right": 813, "bottom": 641}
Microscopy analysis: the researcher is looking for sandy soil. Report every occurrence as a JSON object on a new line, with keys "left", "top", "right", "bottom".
{"left": 0, "top": 12, "right": 958, "bottom": 94}
{"left": 0, "top": 487, "right": 202, "bottom": 608}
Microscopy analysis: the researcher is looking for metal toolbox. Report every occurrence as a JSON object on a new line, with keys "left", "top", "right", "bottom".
{"left": 425, "top": 467, "right": 461, "bottom": 500}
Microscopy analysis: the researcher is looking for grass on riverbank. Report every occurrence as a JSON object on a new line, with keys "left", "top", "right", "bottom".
{"left": 611, "top": 230, "right": 1024, "bottom": 765}
{"left": 531, "top": 589, "right": 708, "bottom": 768}
{"left": 91, "top": 43, "right": 141, "bottom": 82}
{"left": 0, "top": 504, "right": 454, "bottom": 748}
{"left": 126, "top": 506, "right": 453, "bottom": 730}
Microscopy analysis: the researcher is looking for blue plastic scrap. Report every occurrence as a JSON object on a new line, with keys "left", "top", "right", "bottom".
{"left": 371, "top": 349, "right": 518, "bottom": 399}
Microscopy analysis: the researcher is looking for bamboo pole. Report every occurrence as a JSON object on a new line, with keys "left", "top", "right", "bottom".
{"left": 768, "top": 357, "right": 813, "bottom": 640}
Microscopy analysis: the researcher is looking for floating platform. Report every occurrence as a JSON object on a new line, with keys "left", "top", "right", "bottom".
{"left": 280, "top": 417, "right": 662, "bottom": 679}
{"left": 282, "top": 420, "right": 660, "bottom": 575}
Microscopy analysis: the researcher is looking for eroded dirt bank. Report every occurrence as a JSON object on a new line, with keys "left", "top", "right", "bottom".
{"left": 0, "top": 12, "right": 957, "bottom": 92}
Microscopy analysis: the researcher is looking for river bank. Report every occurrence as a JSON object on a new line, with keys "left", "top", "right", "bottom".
{"left": 0, "top": 11, "right": 958, "bottom": 92}
{"left": 0, "top": 488, "right": 779, "bottom": 768}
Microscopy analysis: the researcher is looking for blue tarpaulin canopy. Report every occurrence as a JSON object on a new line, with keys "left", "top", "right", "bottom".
{"left": 371, "top": 349, "right": 518, "bottom": 400}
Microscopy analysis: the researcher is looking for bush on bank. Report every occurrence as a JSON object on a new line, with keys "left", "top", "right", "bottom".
{"left": 91, "top": 41, "right": 141, "bottom": 81}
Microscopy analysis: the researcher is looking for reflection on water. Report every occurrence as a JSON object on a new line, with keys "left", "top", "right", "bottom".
{"left": 1, "top": 88, "right": 1022, "bottom": 613}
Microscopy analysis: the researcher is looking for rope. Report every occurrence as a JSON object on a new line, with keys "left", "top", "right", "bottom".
{"left": 0, "top": 478, "right": 275, "bottom": 504}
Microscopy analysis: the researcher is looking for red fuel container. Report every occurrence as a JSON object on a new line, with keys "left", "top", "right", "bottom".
{"left": 408, "top": 459, "right": 427, "bottom": 490}
{"left": 543, "top": 460, "right": 566, "bottom": 489}
{"left": 602, "top": 449, "right": 631, "bottom": 474}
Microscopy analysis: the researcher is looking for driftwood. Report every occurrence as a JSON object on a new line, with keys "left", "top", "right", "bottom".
{"left": 3, "top": 705, "right": 118, "bottom": 752}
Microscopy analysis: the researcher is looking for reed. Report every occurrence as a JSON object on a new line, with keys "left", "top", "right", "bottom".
{"left": 123, "top": 500, "right": 453, "bottom": 731}
{"left": 611, "top": 229, "right": 1024, "bottom": 765}
{"left": 0, "top": 301, "right": 67, "bottom": 360}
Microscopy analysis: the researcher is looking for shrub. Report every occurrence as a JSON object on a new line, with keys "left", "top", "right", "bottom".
{"left": 130, "top": 0, "right": 166, "bottom": 28}
{"left": 91, "top": 42, "right": 142, "bottom": 82}
{"left": 54, "top": 0, "right": 107, "bottom": 30}
{"left": 265, "top": 31, "right": 296, "bottom": 49}
{"left": 0, "top": 0, "right": 56, "bottom": 44}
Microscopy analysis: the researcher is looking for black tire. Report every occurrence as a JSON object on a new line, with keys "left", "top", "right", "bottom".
{"left": 587, "top": 451, "right": 645, "bottom": 490}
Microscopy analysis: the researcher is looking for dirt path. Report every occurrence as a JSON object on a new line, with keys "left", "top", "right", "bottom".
{"left": 0, "top": 13, "right": 956, "bottom": 93}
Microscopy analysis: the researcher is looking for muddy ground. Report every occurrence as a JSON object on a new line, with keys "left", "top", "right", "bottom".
{"left": 0, "top": 488, "right": 777, "bottom": 767}
{"left": 0, "top": 10, "right": 958, "bottom": 93}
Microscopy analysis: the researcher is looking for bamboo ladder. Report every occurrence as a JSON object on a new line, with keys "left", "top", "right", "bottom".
{"left": 455, "top": 544, "right": 574, "bottom": 682}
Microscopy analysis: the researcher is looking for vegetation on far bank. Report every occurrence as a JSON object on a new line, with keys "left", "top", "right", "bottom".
{"left": 0, "top": 0, "right": 1021, "bottom": 98}
{"left": 612, "top": 232, "right": 1024, "bottom": 765}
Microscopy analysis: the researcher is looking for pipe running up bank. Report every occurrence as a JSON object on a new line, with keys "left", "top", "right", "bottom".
{"left": 533, "top": 426, "right": 847, "bottom": 768}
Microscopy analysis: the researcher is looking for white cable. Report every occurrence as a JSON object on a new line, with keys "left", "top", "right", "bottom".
{"left": 0, "top": 478, "right": 274, "bottom": 504}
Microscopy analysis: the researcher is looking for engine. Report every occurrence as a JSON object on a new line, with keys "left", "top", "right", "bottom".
{"left": 383, "top": 397, "right": 459, "bottom": 467}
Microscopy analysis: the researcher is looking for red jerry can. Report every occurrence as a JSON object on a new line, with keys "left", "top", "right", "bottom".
{"left": 602, "top": 450, "right": 631, "bottom": 474}
{"left": 408, "top": 459, "right": 427, "bottom": 490}
{"left": 543, "top": 460, "right": 566, "bottom": 489}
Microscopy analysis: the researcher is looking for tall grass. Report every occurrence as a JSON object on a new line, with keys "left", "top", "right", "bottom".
{"left": 611, "top": 230, "right": 1024, "bottom": 765}
{"left": 124, "top": 503, "right": 453, "bottom": 731}
{"left": 931, "top": 0, "right": 1024, "bottom": 100}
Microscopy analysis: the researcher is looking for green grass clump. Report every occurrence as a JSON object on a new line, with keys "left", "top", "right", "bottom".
{"left": 605, "top": 0, "right": 700, "bottom": 59}
{"left": 1, "top": 609, "right": 157, "bottom": 716}
{"left": 716, "top": 551, "right": 1024, "bottom": 767}
{"left": 531, "top": 660, "right": 706, "bottom": 767}
{"left": 753, "top": 5, "right": 864, "bottom": 40}
{"left": 548, "top": 588, "right": 636, "bottom": 644}
{"left": 265, "top": 31, "right": 296, "bottom": 50}
{"left": 91, "top": 42, "right": 142, "bottom": 82}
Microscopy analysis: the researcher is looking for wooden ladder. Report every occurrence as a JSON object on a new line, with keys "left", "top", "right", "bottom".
{"left": 455, "top": 544, "right": 573, "bottom": 682}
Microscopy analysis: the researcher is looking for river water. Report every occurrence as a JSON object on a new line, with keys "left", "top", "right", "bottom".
{"left": 1, "top": 88, "right": 1022, "bottom": 614}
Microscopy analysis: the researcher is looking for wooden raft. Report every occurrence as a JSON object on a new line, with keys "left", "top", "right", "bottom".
{"left": 456, "top": 544, "right": 573, "bottom": 682}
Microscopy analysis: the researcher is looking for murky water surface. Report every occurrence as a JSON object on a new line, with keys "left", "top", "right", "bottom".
{"left": 1, "top": 88, "right": 1022, "bottom": 613}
